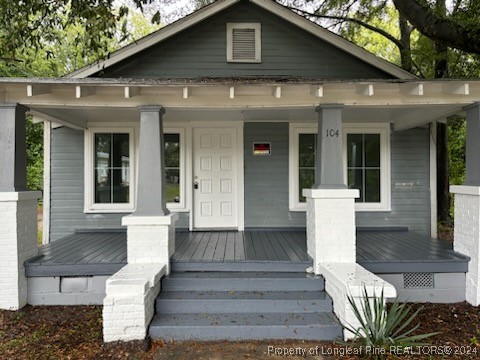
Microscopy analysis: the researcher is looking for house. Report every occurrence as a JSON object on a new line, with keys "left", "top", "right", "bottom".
{"left": 1, "top": 0, "right": 479, "bottom": 342}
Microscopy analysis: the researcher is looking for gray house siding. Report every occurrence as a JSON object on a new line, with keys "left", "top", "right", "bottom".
{"left": 243, "top": 123, "right": 431, "bottom": 234}
{"left": 244, "top": 122, "right": 306, "bottom": 228}
{"left": 100, "top": 2, "right": 393, "bottom": 79}
{"left": 356, "top": 128, "right": 431, "bottom": 234}
{"left": 49, "top": 127, "right": 188, "bottom": 241}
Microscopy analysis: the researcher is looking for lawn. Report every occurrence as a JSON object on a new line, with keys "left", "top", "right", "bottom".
{"left": 1, "top": 303, "right": 479, "bottom": 359}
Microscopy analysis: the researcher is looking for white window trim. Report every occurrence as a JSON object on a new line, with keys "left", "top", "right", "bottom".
{"left": 84, "top": 124, "right": 188, "bottom": 214}
{"left": 164, "top": 127, "right": 186, "bottom": 211}
{"left": 84, "top": 127, "right": 136, "bottom": 213}
{"left": 289, "top": 122, "right": 391, "bottom": 212}
{"left": 343, "top": 123, "right": 391, "bottom": 212}
{"left": 226, "top": 22, "right": 261, "bottom": 63}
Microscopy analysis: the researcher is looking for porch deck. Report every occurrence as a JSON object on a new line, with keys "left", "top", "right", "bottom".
{"left": 25, "top": 229, "right": 469, "bottom": 277}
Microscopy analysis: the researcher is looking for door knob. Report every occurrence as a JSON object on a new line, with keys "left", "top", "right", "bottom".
{"left": 193, "top": 181, "right": 199, "bottom": 189}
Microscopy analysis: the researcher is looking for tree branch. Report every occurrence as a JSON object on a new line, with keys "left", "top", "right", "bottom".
{"left": 393, "top": 0, "right": 480, "bottom": 54}
{"left": 287, "top": 6, "right": 403, "bottom": 49}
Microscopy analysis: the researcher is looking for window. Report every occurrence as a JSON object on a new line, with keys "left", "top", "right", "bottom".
{"left": 85, "top": 128, "right": 135, "bottom": 212}
{"left": 164, "top": 130, "right": 186, "bottom": 210}
{"left": 289, "top": 123, "right": 390, "bottom": 212}
{"left": 226, "top": 23, "right": 261, "bottom": 63}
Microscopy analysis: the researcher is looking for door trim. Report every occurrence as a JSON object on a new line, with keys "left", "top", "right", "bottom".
{"left": 189, "top": 121, "right": 244, "bottom": 231}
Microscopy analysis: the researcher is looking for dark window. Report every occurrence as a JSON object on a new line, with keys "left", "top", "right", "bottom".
{"left": 298, "top": 134, "right": 316, "bottom": 202}
{"left": 94, "top": 133, "right": 130, "bottom": 204}
{"left": 164, "top": 133, "right": 180, "bottom": 203}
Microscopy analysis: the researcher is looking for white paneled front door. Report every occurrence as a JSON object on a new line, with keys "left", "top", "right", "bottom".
{"left": 193, "top": 127, "right": 238, "bottom": 229}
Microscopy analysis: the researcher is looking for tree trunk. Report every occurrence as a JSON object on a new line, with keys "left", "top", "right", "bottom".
{"left": 398, "top": 14, "right": 413, "bottom": 72}
{"left": 435, "top": 0, "right": 451, "bottom": 224}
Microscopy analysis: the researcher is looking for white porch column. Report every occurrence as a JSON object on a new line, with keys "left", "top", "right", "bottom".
{"left": 0, "top": 104, "right": 41, "bottom": 310}
{"left": 303, "top": 105, "right": 359, "bottom": 274}
{"left": 104, "top": 106, "right": 177, "bottom": 342}
{"left": 451, "top": 102, "right": 480, "bottom": 305}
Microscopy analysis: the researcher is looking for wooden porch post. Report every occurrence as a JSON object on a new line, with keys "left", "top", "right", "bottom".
{"left": 303, "top": 104, "right": 359, "bottom": 273}
{"left": 0, "top": 103, "right": 41, "bottom": 310}
{"left": 135, "top": 106, "right": 169, "bottom": 215}
{"left": 122, "top": 105, "right": 177, "bottom": 269}
{"left": 314, "top": 104, "right": 346, "bottom": 188}
{"left": 451, "top": 102, "right": 480, "bottom": 306}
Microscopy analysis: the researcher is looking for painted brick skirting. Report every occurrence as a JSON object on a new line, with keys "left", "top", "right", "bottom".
{"left": 0, "top": 191, "right": 41, "bottom": 310}
{"left": 319, "top": 263, "right": 396, "bottom": 340}
{"left": 451, "top": 185, "right": 480, "bottom": 305}
{"left": 103, "top": 264, "right": 165, "bottom": 342}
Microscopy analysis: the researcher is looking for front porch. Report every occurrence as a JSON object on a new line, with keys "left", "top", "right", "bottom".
{"left": 25, "top": 228, "right": 468, "bottom": 277}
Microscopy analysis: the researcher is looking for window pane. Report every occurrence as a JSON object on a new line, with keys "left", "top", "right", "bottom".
{"left": 299, "top": 134, "right": 316, "bottom": 167}
{"left": 112, "top": 134, "right": 129, "bottom": 168}
{"left": 347, "top": 134, "right": 363, "bottom": 167}
{"left": 365, "top": 169, "right": 380, "bottom": 202}
{"left": 95, "top": 134, "right": 111, "bottom": 168}
{"left": 164, "top": 133, "right": 180, "bottom": 203}
{"left": 365, "top": 134, "right": 380, "bottom": 167}
{"left": 94, "top": 132, "right": 130, "bottom": 205}
{"left": 348, "top": 168, "right": 364, "bottom": 202}
{"left": 112, "top": 169, "right": 129, "bottom": 203}
{"left": 164, "top": 134, "right": 180, "bottom": 168}
{"left": 299, "top": 168, "right": 315, "bottom": 202}
{"left": 166, "top": 169, "right": 180, "bottom": 203}
{"left": 95, "top": 168, "right": 111, "bottom": 204}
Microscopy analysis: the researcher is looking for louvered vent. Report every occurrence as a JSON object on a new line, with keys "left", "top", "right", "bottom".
{"left": 232, "top": 28, "right": 256, "bottom": 60}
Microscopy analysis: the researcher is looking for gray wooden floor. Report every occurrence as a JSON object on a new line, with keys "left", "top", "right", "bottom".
{"left": 25, "top": 229, "right": 469, "bottom": 276}
{"left": 172, "top": 231, "right": 309, "bottom": 263}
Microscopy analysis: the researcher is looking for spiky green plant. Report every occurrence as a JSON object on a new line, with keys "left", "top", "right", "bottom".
{"left": 344, "top": 286, "right": 440, "bottom": 356}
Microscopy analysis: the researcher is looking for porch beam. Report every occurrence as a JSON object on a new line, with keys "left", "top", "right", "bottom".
{"left": 314, "top": 104, "right": 345, "bottom": 188}
{"left": 75, "top": 86, "right": 95, "bottom": 99}
{"left": 27, "top": 84, "right": 50, "bottom": 97}
{"left": 135, "top": 105, "right": 169, "bottom": 215}
{"left": 444, "top": 82, "right": 469, "bottom": 96}
{"left": 357, "top": 83, "right": 374, "bottom": 96}
{"left": 124, "top": 86, "right": 140, "bottom": 99}
{"left": 0, "top": 103, "right": 28, "bottom": 191}
{"left": 401, "top": 82, "right": 424, "bottom": 96}
{"left": 464, "top": 102, "right": 480, "bottom": 186}
{"left": 28, "top": 109, "right": 87, "bottom": 130}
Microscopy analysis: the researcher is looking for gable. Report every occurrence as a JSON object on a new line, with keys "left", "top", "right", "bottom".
{"left": 95, "top": 1, "right": 396, "bottom": 80}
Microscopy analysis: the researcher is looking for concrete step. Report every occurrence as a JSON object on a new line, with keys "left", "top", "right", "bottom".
{"left": 156, "top": 290, "right": 333, "bottom": 314}
{"left": 149, "top": 312, "right": 342, "bottom": 340}
{"left": 161, "top": 272, "right": 324, "bottom": 292}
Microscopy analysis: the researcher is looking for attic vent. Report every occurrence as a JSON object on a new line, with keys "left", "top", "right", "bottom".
{"left": 227, "top": 23, "right": 261, "bottom": 63}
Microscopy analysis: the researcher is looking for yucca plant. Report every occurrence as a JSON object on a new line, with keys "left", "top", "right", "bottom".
{"left": 344, "top": 286, "right": 440, "bottom": 358}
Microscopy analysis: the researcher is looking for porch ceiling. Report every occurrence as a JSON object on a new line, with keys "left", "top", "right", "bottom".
{"left": 0, "top": 77, "right": 477, "bottom": 130}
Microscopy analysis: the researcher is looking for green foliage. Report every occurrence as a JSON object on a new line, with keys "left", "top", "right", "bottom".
{"left": 344, "top": 286, "right": 439, "bottom": 357}
{"left": 26, "top": 118, "right": 43, "bottom": 191}
{"left": 448, "top": 118, "right": 466, "bottom": 187}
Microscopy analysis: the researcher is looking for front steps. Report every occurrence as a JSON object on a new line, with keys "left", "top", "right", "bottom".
{"left": 149, "top": 271, "right": 343, "bottom": 340}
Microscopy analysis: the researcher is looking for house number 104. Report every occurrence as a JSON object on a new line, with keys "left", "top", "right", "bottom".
{"left": 326, "top": 129, "right": 339, "bottom": 138}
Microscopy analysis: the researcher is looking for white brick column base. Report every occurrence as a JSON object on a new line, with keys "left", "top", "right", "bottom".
{"left": 451, "top": 185, "right": 480, "bottom": 305}
{"left": 319, "top": 263, "right": 396, "bottom": 340}
{"left": 303, "top": 188, "right": 359, "bottom": 273}
{"left": 0, "top": 191, "right": 41, "bottom": 310}
{"left": 122, "top": 213, "right": 178, "bottom": 274}
{"left": 103, "top": 264, "right": 165, "bottom": 342}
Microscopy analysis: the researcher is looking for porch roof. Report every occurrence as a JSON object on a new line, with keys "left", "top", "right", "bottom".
{"left": 24, "top": 229, "right": 469, "bottom": 277}
{"left": 1, "top": 77, "right": 478, "bottom": 131}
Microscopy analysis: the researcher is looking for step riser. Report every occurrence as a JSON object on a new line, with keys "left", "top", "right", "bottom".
{"left": 171, "top": 262, "right": 311, "bottom": 273}
{"left": 161, "top": 279, "right": 324, "bottom": 292}
{"left": 156, "top": 300, "right": 332, "bottom": 314}
{"left": 149, "top": 325, "right": 342, "bottom": 341}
